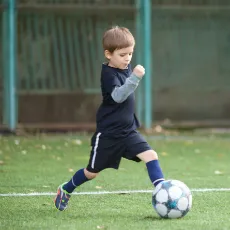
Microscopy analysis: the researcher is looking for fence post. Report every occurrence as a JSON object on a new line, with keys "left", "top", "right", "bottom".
{"left": 135, "top": 0, "right": 143, "bottom": 124}
{"left": 3, "top": 0, "right": 17, "bottom": 131}
{"left": 136, "top": 0, "right": 152, "bottom": 130}
{"left": 2, "top": 0, "right": 9, "bottom": 126}
{"left": 143, "top": 0, "right": 152, "bottom": 130}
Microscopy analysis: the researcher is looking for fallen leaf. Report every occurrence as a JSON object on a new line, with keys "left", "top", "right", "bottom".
{"left": 68, "top": 168, "right": 74, "bottom": 172}
{"left": 73, "top": 139, "right": 82, "bottom": 145}
{"left": 155, "top": 125, "right": 163, "bottom": 133}
{"left": 42, "top": 145, "right": 46, "bottom": 150}
{"left": 214, "top": 170, "right": 223, "bottom": 175}
{"left": 0, "top": 160, "right": 4, "bottom": 165}
{"left": 14, "top": 140, "right": 20, "bottom": 145}
{"left": 161, "top": 152, "right": 168, "bottom": 156}
{"left": 95, "top": 186, "right": 102, "bottom": 189}
{"left": 97, "top": 226, "right": 105, "bottom": 229}
{"left": 21, "top": 150, "right": 27, "bottom": 155}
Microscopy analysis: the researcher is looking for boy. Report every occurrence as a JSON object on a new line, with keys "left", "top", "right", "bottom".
{"left": 55, "top": 26, "right": 165, "bottom": 211}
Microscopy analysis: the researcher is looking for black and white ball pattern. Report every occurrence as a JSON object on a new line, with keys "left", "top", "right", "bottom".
{"left": 152, "top": 180, "right": 192, "bottom": 219}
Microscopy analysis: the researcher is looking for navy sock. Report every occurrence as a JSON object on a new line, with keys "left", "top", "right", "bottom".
{"left": 63, "top": 168, "right": 89, "bottom": 193}
{"left": 146, "top": 160, "right": 165, "bottom": 187}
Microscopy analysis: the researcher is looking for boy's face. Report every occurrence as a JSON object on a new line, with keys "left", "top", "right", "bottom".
{"left": 105, "top": 46, "right": 134, "bottom": 69}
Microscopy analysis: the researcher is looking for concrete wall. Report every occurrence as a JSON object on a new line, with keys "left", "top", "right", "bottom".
{"left": 0, "top": 90, "right": 229, "bottom": 126}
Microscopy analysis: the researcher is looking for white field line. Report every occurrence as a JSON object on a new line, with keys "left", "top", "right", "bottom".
{"left": 0, "top": 188, "right": 230, "bottom": 197}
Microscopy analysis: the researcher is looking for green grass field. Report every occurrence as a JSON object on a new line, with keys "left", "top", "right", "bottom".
{"left": 1, "top": 133, "right": 230, "bottom": 230}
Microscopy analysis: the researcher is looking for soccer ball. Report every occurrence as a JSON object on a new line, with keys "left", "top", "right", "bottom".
{"left": 152, "top": 180, "right": 192, "bottom": 219}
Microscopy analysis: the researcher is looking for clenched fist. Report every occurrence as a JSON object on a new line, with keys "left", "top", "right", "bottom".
{"left": 133, "top": 65, "right": 145, "bottom": 78}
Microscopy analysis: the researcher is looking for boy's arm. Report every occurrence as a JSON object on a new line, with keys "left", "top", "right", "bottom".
{"left": 111, "top": 64, "right": 145, "bottom": 103}
{"left": 111, "top": 73, "right": 141, "bottom": 103}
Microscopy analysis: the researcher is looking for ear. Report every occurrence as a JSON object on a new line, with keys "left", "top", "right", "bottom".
{"left": 104, "top": 50, "right": 112, "bottom": 59}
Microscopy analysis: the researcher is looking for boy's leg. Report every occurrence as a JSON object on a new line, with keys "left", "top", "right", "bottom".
{"left": 123, "top": 131, "right": 165, "bottom": 187}
{"left": 63, "top": 168, "right": 98, "bottom": 193}
{"left": 54, "top": 131, "right": 123, "bottom": 211}
{"left": 137, "top": 150, "right": 165, "bottom": 187}
{"left": 54, "top": 132, "right": 103, "bottom": 211}
{"left": 54, "top": 168, "right": 98, "bottom": 211}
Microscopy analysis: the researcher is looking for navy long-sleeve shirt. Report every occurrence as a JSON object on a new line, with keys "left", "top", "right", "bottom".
{"left": 96, "top": 63, "right": 141, "bottom": 138}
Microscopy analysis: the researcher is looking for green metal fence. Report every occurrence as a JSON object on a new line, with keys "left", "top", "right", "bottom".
{"left": 18, "top": 14, "right": 103, "bottom": 94}
{"left": 17, "top": 0, "right": 136, "bottom": 94}
{"left": 16, "top": 1, "right": 230, "bottom": 95}
{"left": 2, "top": 0, "right": 153, "bottom": 131}
{"left": 2, "top": 0, "right": 230, "bottom": 131}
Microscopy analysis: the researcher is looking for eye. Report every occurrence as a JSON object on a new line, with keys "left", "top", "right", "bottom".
{"left": 120, "top": 54, "right": 125, "bottom": 57}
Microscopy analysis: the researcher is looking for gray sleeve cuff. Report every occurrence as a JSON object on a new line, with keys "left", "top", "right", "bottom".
{"left": 129, "top": 73, "right": 141, "bottom": 85}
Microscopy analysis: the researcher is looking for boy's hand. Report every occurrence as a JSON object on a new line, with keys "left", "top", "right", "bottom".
{"left": 133, "top": 65, "right": 145, "bottom": 78}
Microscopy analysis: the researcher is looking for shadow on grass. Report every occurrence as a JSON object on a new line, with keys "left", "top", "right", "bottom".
{"left": 142, "top": 215, "right": 162, "bottom": 221}
{"left": 142, "top": 215, "right": 179, "bottom": 222}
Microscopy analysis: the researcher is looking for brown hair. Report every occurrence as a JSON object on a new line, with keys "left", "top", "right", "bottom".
{"left": 102, "top": 26, "right": 135, "bottom": 53}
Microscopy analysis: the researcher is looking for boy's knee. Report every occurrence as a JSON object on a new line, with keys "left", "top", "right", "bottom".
{"left": 137, "top": 150, "right": 158, "bottom": 163}
{"left": 84, "top": 168, "right": 98, "bottom": 179}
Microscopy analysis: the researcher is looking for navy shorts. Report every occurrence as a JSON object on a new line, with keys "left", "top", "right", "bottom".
{"left": 86, "top": 130, "right": 152, "bottom": 173}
